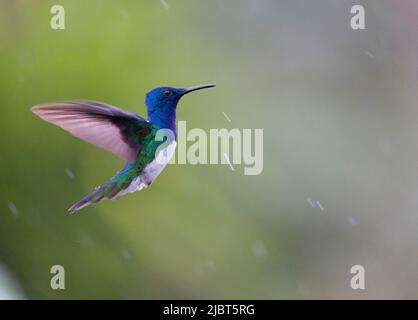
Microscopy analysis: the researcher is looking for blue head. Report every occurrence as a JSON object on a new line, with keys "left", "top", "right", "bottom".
{"left": 145, "top": 84, "right": 215, "bottom": 131}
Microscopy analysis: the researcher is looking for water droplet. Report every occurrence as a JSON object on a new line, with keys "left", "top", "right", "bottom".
{"left": 251, "top": 240, "right": 267, "bottom": 260}
{"left": 121, "top": 248, "right": 131, "bottom": 259}
{"left": 207, "top": 261, "right": 216, "bottom": 271}
{"left": 8, "top": 202, "right": 18, "bottom": 217}
{"left": 346, "top": 216, "right": 358, "bottom": 226}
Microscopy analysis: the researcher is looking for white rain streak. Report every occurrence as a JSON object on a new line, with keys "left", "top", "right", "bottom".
{"left": 306, "top": 198, "right": 316, "bottom": 208}
{"left": 222, "top": 112, "right": 232, "bottom": 122}
{"left": 307, "top": 198, "right": 325, "bottom": 212}
{"left": 346, "top": 216, "right": 358, "bottom": 226}
{"left": 160, "top": 0, "right": 169, "bottom": 9}
{"left": 8, "top": 202, "right": 18, "bottom": 217}
{"left": 223, "top": 153, "right": 235, "bottom": 171}
{"left": 65, "top": 168, "right": 75, "bottom": 180}
{"left": 365, "top": 51, "right": 374, "bottom": 59}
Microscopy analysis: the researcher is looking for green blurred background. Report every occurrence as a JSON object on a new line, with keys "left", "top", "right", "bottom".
{"left": 1, "top": 0, "right": 418, "bottom": 299}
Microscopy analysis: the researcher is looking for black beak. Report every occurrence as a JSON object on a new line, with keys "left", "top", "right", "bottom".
{"left": 182, "top": 84, "right": 216, "bottom": 95}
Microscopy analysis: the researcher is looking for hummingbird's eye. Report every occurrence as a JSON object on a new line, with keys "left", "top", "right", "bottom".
{"left": 163, "top": 90, "right": 173, "bottom": 96}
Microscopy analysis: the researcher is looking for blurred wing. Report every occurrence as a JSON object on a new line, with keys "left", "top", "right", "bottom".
{"left": 31, "top": 100, "right": 153, "bottom": 163}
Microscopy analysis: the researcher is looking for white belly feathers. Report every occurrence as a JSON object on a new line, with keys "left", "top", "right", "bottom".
{"left": 114, "top": 141, "right": 177, "bottom": 198}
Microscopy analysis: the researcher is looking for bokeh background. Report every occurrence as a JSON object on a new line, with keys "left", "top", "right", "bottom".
{"left": 1, "top": 0, "right": 418, "bottom": 299}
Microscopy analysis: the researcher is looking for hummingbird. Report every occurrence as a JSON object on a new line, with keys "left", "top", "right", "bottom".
{"left": 31, "top": 84, "right": 215, "bottom": 213}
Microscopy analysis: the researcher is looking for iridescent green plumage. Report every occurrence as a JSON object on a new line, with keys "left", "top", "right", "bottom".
{"left": 68, "top": 125, "right": 166, "bottom": 212}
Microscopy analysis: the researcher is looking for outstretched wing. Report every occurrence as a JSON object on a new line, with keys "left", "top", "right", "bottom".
{"left": 31, "top": 100, "right": 154, "bottom": 163}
